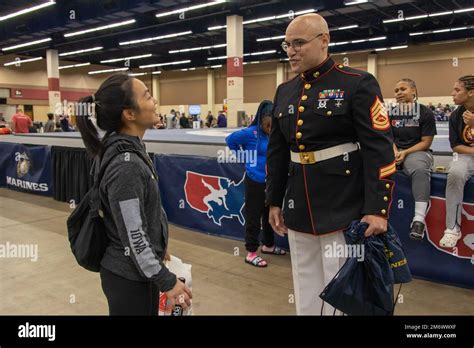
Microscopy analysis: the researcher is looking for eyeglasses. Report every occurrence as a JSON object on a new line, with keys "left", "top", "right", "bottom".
{"left": 281, "top": 33, "right": 323, "bottom": 52}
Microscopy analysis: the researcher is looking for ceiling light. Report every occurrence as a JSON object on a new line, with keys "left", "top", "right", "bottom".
{"left": 345, "top": 0, "right": 368, "bottom": 5}
{"left": 243, "top": 15, "right": 276, "bottom": 25}
{"left": 410, "top": 26, "right": 471, "bottom": 36}
{"left": 64, "top": 19, "right": 136, "bottom": 38}
{"left": 210, "top": 64, "right": 222, "bottom": 68}
{"left": 59, "top": 62, "right": 90, "bottom": 70}
{"left": 429, "top": 11, "right": 453, "bottom": 17}
{"left": 256, "top": 35, "right": 285, "bottom": 42}
{"left": 119, "top": 31, "right": 192, "bottom": 46}
{"left": 208, "top": 25, "right": 227, "bottom": 30}
{"left": 156, "top": 0, "right": 225, "bottom": 18}
{"left": 208, "top": 55, "right": 227, "bottom": 61}
{"left": 250, "top": 50, "right": 276, "bottom": 55}
{"left": 433, "top": 28, "right": 451, "bottom": 33}
{"left": 0, "top": 0, "right": 55, "bottom": 21}
{"left": 2, "top": 37, "right": 51, "bottom": 51}
{"left": 384, "top": 8, "right": 473, "bottom": 24}
{"left": 453, "top": 8, "right": 474, "bottom": 13}
{"left": 4, "top": 56, "right": 43, "bottom": 66}
{"left": 337, "top": 25, "right": 359, "bottom": 30}
{"left": 59, "top": 46, "right": 103, "bottom": 56}
{"left": 383, "top": 18, "right": 404, "bottom": 23}
{"left": 152, "top": 71, "right": 162, "bottom": 75}
{"left": 450, "top": 26, "right": 468, "bottom": 31}
{"left": 128, "top": 72, "right": 147, "bottom": 76}
{"left": 169, "top": 43, "right": 226, "bottom": 54}
{"left": 390, "top": 45, "right": 408, "bottom": 50}
{"left": 369, "top": 36, "right": 386, "bottom": 41}
{"left": 405, "top": 14, "right": 428, "bottom": 20}
{"left": 139, "top": 60, "right": 191, "bottom": 69}
{"left": 100, "top": 53, "right": 152, "bottom": 63}
{"left": 88, "top": 67, "right": 129, "bottom": 75}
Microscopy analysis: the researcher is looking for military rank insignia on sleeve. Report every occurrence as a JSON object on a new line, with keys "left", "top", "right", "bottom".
{"left": 370, "top": 96, "right": 390, "bottom": 131}
{"left": 379, "top": 161, "right": 396, "bottom": 179}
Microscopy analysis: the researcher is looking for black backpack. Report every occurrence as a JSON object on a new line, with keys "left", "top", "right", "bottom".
{"left": 67, "top": 143, "right": 156, "bottom": 272}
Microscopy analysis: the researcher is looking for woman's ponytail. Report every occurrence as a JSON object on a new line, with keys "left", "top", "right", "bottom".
{"left": 76, "top": 95, "right": 103, "bottom": 157}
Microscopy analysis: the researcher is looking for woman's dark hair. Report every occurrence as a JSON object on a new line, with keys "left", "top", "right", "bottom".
{"left": 76, "top": 74, "right": 137, "bottom": 157}
{"left": 397, "top": 78, "right": 418, "bottom": 100}
{"left": 458, "top": 75, "right": 474, "bottom": 91}
{"left": 47, "top": 113, "right": 54, "bottom": 120}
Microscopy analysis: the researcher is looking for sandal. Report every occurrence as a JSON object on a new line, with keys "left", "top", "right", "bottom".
{"left": 439, "top": 229, "right": 462, "bottom": 248}
{"left": 245, "top": 255, "right": 267, "bottom": 267}
{"left": 261, "top": 246, "right": 287, "bottom": 255}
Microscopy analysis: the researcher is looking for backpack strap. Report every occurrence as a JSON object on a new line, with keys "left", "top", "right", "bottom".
{"left": 88, "top": 142, "right": 158, "bottom": 217}
{"left": 88, "top": 144, "right": 136, "bottom": 217}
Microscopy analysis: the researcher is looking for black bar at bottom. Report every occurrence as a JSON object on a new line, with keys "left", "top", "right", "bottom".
{"left": 0, "top": 316, "right": 472, "bottom": 346}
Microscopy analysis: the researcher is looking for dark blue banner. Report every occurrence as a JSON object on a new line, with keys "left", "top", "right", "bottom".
{"left": 0, "top": 142, "right": 52, "bottom": 196}
{"left": 390, "top": 172, "right": 474, "bottom": 289}
{"left": 154, "top": 153, "right": 289, "bottom": 249}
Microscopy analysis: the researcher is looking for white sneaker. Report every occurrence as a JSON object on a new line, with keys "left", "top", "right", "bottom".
{"left": 439, "top": 228, "right": 462, "bottom": 248}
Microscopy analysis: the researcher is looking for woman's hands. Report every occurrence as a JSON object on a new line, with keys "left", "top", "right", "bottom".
{"left": 165, "top": 278, "right": 192, "bottom": 311}
{"left": 395, "top": 149, "right": 407, "bottom": 165}
{"left": 462, "top": 110, "right": 474, "bottom": 127}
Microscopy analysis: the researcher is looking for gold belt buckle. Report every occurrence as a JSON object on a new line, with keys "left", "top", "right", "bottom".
{"left": 299, "top": 151, "right": 316, "bottom": 164}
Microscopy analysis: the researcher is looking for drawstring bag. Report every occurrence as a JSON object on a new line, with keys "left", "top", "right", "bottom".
{"left": 319, "top": 232, "right": 394, "bottom": 315}
{"left": 345, "top": 221, "right": 412, "bottom": 284}
{"left": 319, "top": 221, "right": 407, "bottom": 315}
{"left": 380, "top": 231, "right": 412, "bottom": 284}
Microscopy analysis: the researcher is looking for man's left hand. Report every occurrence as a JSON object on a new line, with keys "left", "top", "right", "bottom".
{"left": 361, "top": 215, "right": 387, "bottom": 237}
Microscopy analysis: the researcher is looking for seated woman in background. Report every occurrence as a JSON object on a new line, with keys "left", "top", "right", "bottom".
{"left": 391, "top": 78, "right": 437, "bottom": 240}
{"left": 443, "top": 75, "right": 474, "bottom": 248}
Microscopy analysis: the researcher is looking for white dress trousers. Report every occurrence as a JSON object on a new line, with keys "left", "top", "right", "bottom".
{"left": 287, "top": 228, "right": 347, "bottom": 315}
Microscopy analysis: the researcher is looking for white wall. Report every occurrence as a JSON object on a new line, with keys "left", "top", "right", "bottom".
{"left": 0, "top": 105, "right": 17, "bottom": 121}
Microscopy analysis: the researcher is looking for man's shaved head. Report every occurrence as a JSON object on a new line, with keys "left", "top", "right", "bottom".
{"left": 286, "top": 13, "right": 329, "bottom": 36}
{"left": 284, "top": 14, "right": 330, "bottom": 73}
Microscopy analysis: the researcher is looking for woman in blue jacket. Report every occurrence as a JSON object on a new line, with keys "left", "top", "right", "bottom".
{"left": 225, "top": 100, "right": 286, "bottom": 267}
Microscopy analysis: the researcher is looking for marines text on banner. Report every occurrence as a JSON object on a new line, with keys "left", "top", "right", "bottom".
{"left": 0, "top": 142, "right": 52, "bottom": 196}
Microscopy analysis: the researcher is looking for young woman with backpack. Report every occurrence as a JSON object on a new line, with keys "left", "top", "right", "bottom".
{"left": 76, "top": 74, "right": 192, "bottom": 315}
